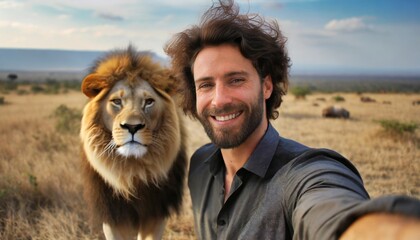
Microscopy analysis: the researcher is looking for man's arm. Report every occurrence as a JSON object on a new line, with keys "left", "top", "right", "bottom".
{"left": 340, "top": 213, "right": 420, "bottom": 240}
{"left": 283, "top": 152, "right": 420, "bottom": 240}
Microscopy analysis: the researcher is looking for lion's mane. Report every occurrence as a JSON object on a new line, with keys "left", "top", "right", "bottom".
{"left": 80, "top": 46, "right": 187, "bottom": 229}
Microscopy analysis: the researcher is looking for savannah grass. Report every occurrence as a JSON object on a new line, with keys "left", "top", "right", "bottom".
{"left": 0, "top": 89, "right": 419, "bottom": 239}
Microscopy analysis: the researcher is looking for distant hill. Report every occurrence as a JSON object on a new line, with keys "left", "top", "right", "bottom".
{"left": 0, "top": 48, "right": 167, "bottom": 72}
{"left": 1, "top": 48, "right": 419, "bottom": 92}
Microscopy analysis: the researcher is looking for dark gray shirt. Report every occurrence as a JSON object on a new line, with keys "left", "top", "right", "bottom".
{"left": 188, "top": 124, "right": 420, "bottom": 240}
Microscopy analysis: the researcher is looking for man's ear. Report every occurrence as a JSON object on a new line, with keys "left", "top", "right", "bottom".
{"left": 81, "top": 74, "right": 109, "bottom": 98}
{"left": 263, "top": 75, "right": 273, "bottom": 100}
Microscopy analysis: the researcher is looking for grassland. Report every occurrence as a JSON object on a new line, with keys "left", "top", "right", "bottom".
{"left": 0, "top": 85, "right": 419, "bottom": 239}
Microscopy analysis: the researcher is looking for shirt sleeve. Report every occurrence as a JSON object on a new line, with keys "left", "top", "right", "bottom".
{"left": 282, "top": 152, "right": 420, "bottom": 240}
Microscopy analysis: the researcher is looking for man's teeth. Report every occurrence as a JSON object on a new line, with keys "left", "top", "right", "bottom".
{"left": 215, "top": 113, "right": 240, "bottom": 121}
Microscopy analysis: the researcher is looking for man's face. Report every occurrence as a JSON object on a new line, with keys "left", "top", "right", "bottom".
{"left": 192, "top": 44, "right": 272, "bottom": 148}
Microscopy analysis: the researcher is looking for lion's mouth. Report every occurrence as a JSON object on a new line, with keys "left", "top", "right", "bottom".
{"left": 120, "top": 140, "right": 148, "bottom": 147}
{"left": 116, "top": 141, "right": 148, "bottom": 158}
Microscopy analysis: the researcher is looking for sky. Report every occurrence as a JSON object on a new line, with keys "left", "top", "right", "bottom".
{"left": 0, "top": 0, "right": 419, "bottom": 75}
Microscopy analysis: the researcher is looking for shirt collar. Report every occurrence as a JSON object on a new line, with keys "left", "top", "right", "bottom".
{"left": 243, "top": 123, "right": 280, "bottom": 178}
{"left": 206, "top": 147, "right": 223, "bottom": 176}
{"left": 204, "top": 123, "right": 280, "bottom": 178}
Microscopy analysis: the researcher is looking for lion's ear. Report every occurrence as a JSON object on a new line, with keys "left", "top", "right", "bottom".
{"left": 81, "top": 74, "right": 109, "bottom": 98}
{"left": 158, "top": 69, "right": 178, "bottom": 96}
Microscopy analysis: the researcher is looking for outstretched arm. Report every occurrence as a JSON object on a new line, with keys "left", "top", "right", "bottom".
{"left": 340, "top": 213, "right": 420, "bottom": 240}
{"left": 284, "top": 152, "right": 420, "bottom": 240}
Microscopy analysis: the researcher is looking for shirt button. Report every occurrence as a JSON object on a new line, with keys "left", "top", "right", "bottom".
{"left": 217, "top": 219, "right": 226, "bottom": 226}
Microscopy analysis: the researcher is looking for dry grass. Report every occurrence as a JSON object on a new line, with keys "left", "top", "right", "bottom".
{"left": 0, "top": 91, "right": 419, "bottom": 239}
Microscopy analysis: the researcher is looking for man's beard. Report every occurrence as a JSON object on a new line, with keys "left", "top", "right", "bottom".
{"left": 197, "top": 91, "right": 264, "bottom": 149}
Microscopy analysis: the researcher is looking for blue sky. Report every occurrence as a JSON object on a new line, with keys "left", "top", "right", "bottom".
{"left": 0, "top": 0, "right": 419, "bottom": 75}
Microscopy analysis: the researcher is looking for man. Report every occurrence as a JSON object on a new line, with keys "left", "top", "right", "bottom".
{"left": 165, "top": 0, "right": 420, "bottom": 239}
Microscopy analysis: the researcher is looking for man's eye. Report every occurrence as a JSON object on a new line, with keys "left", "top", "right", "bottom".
{"left": 111, "top": 99, "right": 122, "bottom": 106}
{"left": 198, "top": 83, "right": 213, "bottom": 90}
{"left": 231, "top": 78, "right": 244, "bottom": 84}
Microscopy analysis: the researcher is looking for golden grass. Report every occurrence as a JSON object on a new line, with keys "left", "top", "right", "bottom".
{"left": 0, "top": 91, "right": 419, "bottom": 239}
{"left": 276, "top": 93, "right": 420, "bottom": 197}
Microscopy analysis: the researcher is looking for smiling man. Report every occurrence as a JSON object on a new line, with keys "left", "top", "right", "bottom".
{"left": 165, "top": 0, "right": 420, "bottom": 239}
{"left": 194, "top": 44, "right": 269, "bottom": 150}
{"left": 193, "top": 44, "right": 273, "bottom": 200}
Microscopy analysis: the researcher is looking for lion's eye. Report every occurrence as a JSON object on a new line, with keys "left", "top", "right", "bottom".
{"left": 145, "top": 98, "right": 155, "bottom": 107}
{"left": 111, "top": 99, "right": 122, "bottom": 106}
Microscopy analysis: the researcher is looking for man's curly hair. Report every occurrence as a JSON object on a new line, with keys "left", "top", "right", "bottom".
{"left": 164, "top": 0, "right": 290, "bottom": 120}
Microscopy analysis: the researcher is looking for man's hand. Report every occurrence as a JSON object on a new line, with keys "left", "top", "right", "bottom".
{"left": 340, "top": 213, "right": 420, "bottom": 240}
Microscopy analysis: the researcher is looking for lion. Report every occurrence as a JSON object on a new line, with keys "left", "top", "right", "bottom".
{"left": 80, "top": 46, "right": 187, "bottom": 240}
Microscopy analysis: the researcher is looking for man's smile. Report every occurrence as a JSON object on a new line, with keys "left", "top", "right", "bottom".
{"left": 212, "top": 112, "right": 242, "bottom": 122}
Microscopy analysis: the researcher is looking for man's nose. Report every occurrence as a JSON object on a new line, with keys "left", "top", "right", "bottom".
{"left": 211, "top": 83, "right": 231, "bottom": 108}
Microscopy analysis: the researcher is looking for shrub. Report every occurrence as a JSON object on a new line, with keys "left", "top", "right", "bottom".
{"left": 3, "top": 82, "right": 18, "bottom": 91}
{"left": 31, "top": 85, "right": 45, "bottom": 94}
{"left": 0, "top": 96, "right": 4, "bottom": 105}
{"left": 28, "top": 174, "right": 38, "bottom": 188}
{"left": 45, "top": 79, "right": 61, "bottom": 94}
{"left": 16, "top": 89, "right": 29, "bottom": 95}
{"left": 62, "top": 80, "right": 82, "bottom": 92}
{"left": 377, "top": 119, "right": 418, "bottom": 135}
{"left": 290, "top": 86, "right": 311, "bottom": 99}
{"left": 332, "top": 95, "right": 345, "bottom": 102}
{"left": 52, "top": 104, "right": 82, "bottom": 134}
{"left": 0, "top": 189, "right": 6, "bottom": 198}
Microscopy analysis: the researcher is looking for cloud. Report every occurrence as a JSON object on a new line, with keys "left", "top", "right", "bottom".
{"left": 325, "top": 17, "right": 373, "bottom": 32}
{"left": 59, "top": 24, "right": 128, "bottom": 38}
{"left": 96, "top": 12, "right": 124, "bottom": 21}
{"left": 58, "top": 14, "right": 70, "bottom": 20}
{"left": 0, "top": 0, "right": 23, "bottom": 9}
{"left": 0, "top": 20, "right": 40, "bottom": 32}
{"left": 261, "top": 2, "right": 283, "bottom": 11}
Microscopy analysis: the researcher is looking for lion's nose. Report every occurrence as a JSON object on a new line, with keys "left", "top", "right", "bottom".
{"left": 120, "top": 123, "right": 145, "bottom": 135}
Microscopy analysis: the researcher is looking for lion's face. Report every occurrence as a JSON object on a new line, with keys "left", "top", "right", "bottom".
{"left": 80, "top": 53, "right": 182, "bottom": 198}
{"left": 102, "top": 79, "right": 164, "bottom": 158}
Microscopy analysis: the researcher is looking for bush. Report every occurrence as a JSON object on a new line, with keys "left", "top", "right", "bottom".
{"left": 290, "top": 86, "right": 311, "bottom": 99}
{"left": 0, "top": 96, "right": 4, "bottom": 105}
{"left": 31, "top": 85, "right": 45, "bottom": 94}
{"left": 16, "top": 89, "right": 29, "bottom": 95}
{"left": 52, "top": 104, "right": 82, "bottom": 134}
{"left": 377, "top": 119, "right": 418, "bottom": 135}
{"left": 0, "top": 81, "right": 18, "bottom": 93}
{"left": 332, "top": 95, "right": 345, "bottom": 102}
{"left": 62, "top": 80, "right": 82, "bottom": 92}
{"left": 45, "top": 79, "right": 61, "bottom": 94}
